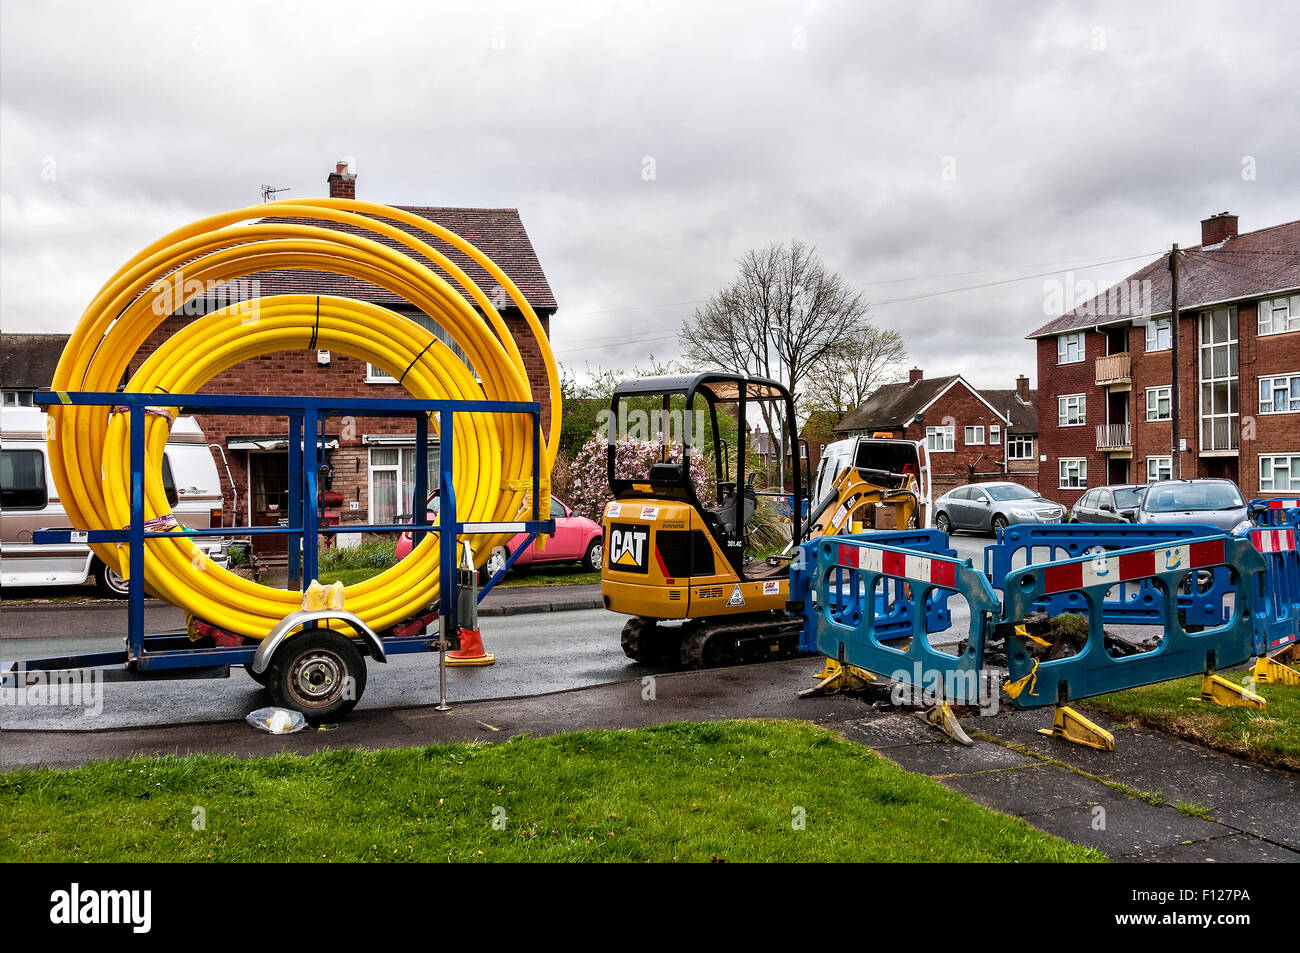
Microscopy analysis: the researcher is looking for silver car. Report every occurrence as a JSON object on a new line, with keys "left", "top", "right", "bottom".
{"left": 1136, "top": 479, "right": 1250, "bottom": 533}
{"left": 933, "top": 481, "right": 1066, "bottom": 536}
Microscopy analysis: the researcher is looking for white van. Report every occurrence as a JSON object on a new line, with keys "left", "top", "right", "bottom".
{"left": 0, "top": 407, "right": 229, "bottom": 597}
{"left": 812, "top": 434, "right": 934, "bottom": 529}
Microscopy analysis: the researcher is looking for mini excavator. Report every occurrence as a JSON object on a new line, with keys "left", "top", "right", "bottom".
{"left": 599, "top": 371, "right": 932, "bottom": 668}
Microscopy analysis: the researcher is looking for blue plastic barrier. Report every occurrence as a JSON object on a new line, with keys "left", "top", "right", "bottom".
{"left": 794, "top": 534, "right": 998, "bottom": 703}
{"left": 1000, "top": 534, "right": 1264, "bottom": 709}
{"left": 1249, "top": 497, "right": 1300, "bottom": 527}
{"left": 1247, "top": 527, "right": 1300, "bottom": 657}
{"left": 985, "top": 523, "right": 1232, "bottom": 628}
{"left": 790, "top": 529, "right": 956, "bottom": 653}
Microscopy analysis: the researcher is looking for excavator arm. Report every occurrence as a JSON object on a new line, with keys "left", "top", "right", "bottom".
{"left": 802, "top": 466, "right": 919, "bottom": 542}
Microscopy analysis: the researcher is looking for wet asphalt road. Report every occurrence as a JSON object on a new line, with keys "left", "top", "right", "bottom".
{"left": 0, "top": 532, "right": 996, "bottom": 732}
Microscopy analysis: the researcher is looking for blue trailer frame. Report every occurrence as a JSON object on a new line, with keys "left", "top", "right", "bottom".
{"left": 6, "top": 389, "right": 553, "bottom": 696}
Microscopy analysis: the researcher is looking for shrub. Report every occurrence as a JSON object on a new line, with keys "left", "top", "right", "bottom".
{"left": 565, "top": 433, "right": 716, "bottom": 521}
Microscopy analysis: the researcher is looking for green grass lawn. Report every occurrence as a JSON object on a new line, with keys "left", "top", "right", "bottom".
{"left": 495, "top": 565, "right": 600, "bottom": 588}
{"left": 1086, "top": 675, "right": 1300, "bottom": 772}
{"left": 0, "top": 720, "right": 1101, "bottom": 863}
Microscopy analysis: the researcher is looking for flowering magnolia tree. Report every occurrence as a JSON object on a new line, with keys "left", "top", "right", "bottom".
{"left": 566, "top": 433, "right": 716, "bottom": 521}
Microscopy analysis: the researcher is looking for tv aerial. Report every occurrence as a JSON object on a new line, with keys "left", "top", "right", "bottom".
{"left": 261, "top": 184, "right": 291, "bottom": 203}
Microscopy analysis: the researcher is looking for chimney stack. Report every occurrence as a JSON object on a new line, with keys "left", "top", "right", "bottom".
{"left": 908, "top": 367, "right": 923, "bottom": 385}
{"left": 1016, "top": 374, "right": 1030, "bottom": 400}
{"left": 1200, "top": 212, "right": 1238, "bottom": 247}
{"left": 327, "top": 160, "right": 356, "bottom": 199}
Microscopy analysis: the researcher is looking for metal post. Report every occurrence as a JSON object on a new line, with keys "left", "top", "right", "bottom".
{"left": 287, "top": 414, "right": 303, "bottom": 590}
{"left": 413, "top": 414, "right": 428, "bottom": 549}
{"left": 128, "top": 406, "right": 146, "bottom": 660}
{"left": 435, "top": 406, "right": 456, "bottom": 712}
{"left": 1169, "top": 243, "right": 1182, "bottom": 480}
{"left": 302, "top": 409, "right": 320, "bottom": 583}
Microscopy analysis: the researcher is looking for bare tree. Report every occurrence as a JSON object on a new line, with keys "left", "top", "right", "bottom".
{"left": 679, "top": 241, "right": 870, "bottom": 446}
{"left": 803, "top": 325, "right": 907, "bottom": 415}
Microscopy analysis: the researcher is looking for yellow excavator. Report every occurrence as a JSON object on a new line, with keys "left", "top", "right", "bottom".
{"left": 600, "top": 371, "right": 929, "bottom": 667}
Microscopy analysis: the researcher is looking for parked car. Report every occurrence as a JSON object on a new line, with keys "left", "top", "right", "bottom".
{"left": 1136, "top": 479, "right": 1250, "bottom": 534}
{"left": 395, "top": 494, "right": 603, "bottom": 580}
{"left": 933, "top": 481, "right": 1066, "bottom": 535}
{"left": 1, "top": 407, "right": 229, "bottom": 597}
{"left": 1069, "top": 484, "right": 1147, "bottom": 523}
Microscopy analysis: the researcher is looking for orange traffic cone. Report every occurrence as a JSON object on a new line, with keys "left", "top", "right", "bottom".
{"left": 447, "top": 625, "right": 495, "bottom": 666}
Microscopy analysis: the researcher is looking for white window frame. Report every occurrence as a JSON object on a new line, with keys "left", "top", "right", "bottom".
{"left": 1057, "top": 332, "right": 1085, "bottom": 365}
{"left": 1145, "top": 316, "right": 1171, "bottom": 352}
{"left": 925, "top": 425, "right": 954, "bottom": 453}
{"left": 367, "top": 445, "right": 440, "bottom": 523}
{"left": 1058, "top": 394, "right": 1086, "bottom": 427}
{"left": 1059, "top": 457, "right": 1087, "bottom": 490}
{"left": 1007, "top": 434, "right": 1033, "bottom": 460}
{"left": 1257, "top": 294, "right": 1300, "bottom": 337}
{"left": 1145, "top": 385, "right": 1172, "bottom": 422}
{"left": 1258, "top": 373, "right": 1300, "bottom": 415}
{"left": 1146, "top": 455, "right": 1172, "bottom": 483}
{"left": 366, "top": 315, "right": 475, "bottom": 383}
{"left": 989, "top": 424, "right": 1001, "bottom": 445}
{"left": 1259, "top": 454, "right": 1300, "bottom": 493}
{"left": 1, "top": 390, "right": 35, "bottom": 407}
{"left": 1198, "top": 306, "right": 1238, "bottom": 452}
{"left": 964, "top": 425, "right": 985, "bottom": 445}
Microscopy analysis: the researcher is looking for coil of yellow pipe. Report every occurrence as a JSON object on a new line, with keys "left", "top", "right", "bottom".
{"left": 48, "top": 198, "right": 559, "bottom": 639}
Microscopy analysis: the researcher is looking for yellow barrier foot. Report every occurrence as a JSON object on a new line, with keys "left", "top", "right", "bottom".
{"left": 799, "top": 659, "right": 877, "bottom": 697}
{"left": 1276, "top": 643, "right": 1299, "bottom": 666}
{"left": 1200, "top": 674, "right": 1265, "bottom": 709}
{"left": 1255, "top": 655, "right": 1300, "bottom": 686}
{"left": 1037, "top": 705, "right": 1115, "bottom": 751}
{"left": 917, "top": 701, "right": 973, "bottom": 746}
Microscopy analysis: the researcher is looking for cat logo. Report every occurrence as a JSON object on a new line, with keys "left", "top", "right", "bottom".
{"left": 608, "top": 523, "right": 649, "bottom": 574}
{"left": 727, "top": 585, "right": 745, "bottom": 607}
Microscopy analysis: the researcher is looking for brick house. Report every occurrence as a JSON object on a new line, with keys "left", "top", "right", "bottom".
{"left": 833, "top": 368, "right": 1039, "bottom": 494}
{"left": 5, "top": 163, "right": 558, "bottom": 553}
{"left": 1030, "top": 213, "right": 1300, "bottom": 507}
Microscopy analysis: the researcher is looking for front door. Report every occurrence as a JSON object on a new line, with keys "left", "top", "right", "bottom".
{"left": 250, "top": 453, "right": 289, "bottom": 556}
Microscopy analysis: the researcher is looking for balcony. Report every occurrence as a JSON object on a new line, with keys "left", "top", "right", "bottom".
{"left": 1097, "top": 422, "right": 1132, "bottom": 451}
{"left": 1095, "top": 352, "right": 1131, "bottom": 387}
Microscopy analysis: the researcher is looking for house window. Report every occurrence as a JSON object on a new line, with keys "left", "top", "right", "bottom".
{"left": 1145, "top": 386, "right": 1172, "bottom": 421}
{"left": 1057, "top": 332, "right": 1085, "bottom": 365}
{"left": 1258, "top": 374, "right": 1300, "bottom": 414}
{"left": 989, "top": 425, "right": 1001, "bottom": 444}
{"left": 925, "top": 426, "right": 954, "bottom": 452}
{"left": 1059, "top": 458, "right": 1087, "bottom": 489}
{"left": 964, "top": 426, "right": 985, "bottom": 445}
{"left": 1146, "top": 455, "right": 1172, "bottom": 483}
{"left": 368, "top": 445, "right": 440, "bottom": 524}
{"left": 1260, "top": 454, "right": 1300, "bottom": 492}
{"left": 2, "top": 390, "right": 35, "bottom": 407}
{"left": 1198, "top": 307, "right": 1238, "bottom": 451}
{"left": 1007, "top": 435, "right": 1033, "bottom": 460}
{"left": 367, "top": 316, "right": 474, "bottom": 382}
{"left": 1145, "top": 316, "right": 1171, "bottom": 352}
{"left": 1258, "top": 294, "right": 1300, "bottom": 336}
{"left": 1058, "top": 394, "right": 1086, "bottom": 426}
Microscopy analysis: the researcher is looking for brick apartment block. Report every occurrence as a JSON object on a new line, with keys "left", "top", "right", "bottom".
{"left": 1031, "top": 212, "right": 1300, "bottom": 507}
{"left": 833, "top": 367, "right": 1040, "bottom": 495}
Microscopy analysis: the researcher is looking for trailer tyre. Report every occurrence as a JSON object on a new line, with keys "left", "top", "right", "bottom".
{"left": 94, "top": 560, "right": 130, "bottom": 599}
{"left": 266, "top": 629, "right": 366, "bottom": 723}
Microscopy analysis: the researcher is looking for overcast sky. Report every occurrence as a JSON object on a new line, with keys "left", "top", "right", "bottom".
{"left": 3, "top": 0, "right": 1297, "bottom": 392}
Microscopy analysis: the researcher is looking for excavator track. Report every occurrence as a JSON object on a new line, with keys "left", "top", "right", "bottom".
{"left": 679, "top": 612, "right": 804, "bottom": 669}
{"left": 620, "top": 617, "right": 682, "bottom": 664}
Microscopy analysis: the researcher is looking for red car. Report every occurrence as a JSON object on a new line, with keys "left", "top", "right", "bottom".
{"left": 395, "top": 495, "right": 603, "bottom": 580}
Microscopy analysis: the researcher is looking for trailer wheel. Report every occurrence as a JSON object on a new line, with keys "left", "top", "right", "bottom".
{"left": 94, "top": 560, "right": 130, "bottom": 599}
{"left": 266, "top": 629, "right": 367, "bottom": 723}
{"left": 243, "top": 665, "right": 269, "bottom": 686}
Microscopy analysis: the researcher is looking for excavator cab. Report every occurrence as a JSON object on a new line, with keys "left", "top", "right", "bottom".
{"left": 601, "top": 372, "right": 806, "bottom": 666}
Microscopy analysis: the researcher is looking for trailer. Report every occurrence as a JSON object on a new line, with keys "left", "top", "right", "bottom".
{"left": 1, "top": 388, "right": 554, "bottom": 722}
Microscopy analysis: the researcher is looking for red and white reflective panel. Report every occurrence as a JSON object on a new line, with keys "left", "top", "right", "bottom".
{"left": 1251, "top": 528, "right": 1297, "bottom": 554}
{"left": 1041, "top": 538, "right": 1226, "bottom": 595}
{"left": 836, "top": 543, "right": 957, "bottom": 587}
{"left": 1266, "top": 499, "right": 1300, "bottom": 509}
